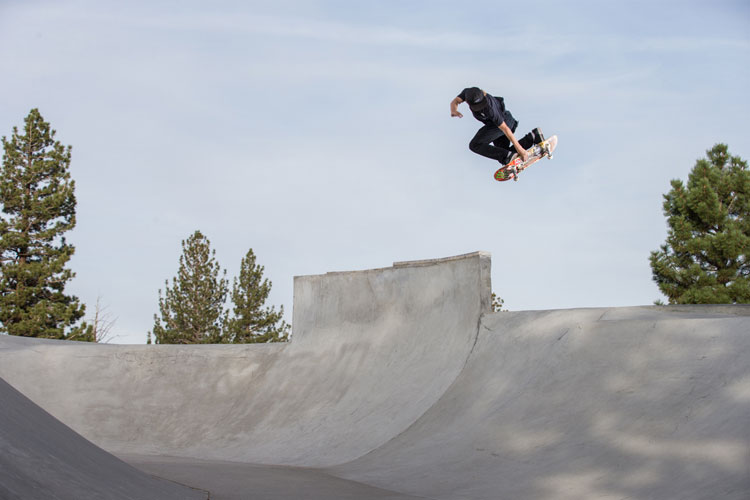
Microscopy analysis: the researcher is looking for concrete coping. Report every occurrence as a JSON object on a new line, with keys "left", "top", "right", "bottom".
{"left": 318, "top": 251, "right": 492, "bottom": 276}
{"left": 393, "top": 251, "right": 492, "bottom": 268}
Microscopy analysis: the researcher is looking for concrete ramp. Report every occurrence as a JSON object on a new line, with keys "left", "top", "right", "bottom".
{"left": 0, "top": 252, "right": 749, "bottom": 499}
{"left": 0, "top": 252, "right": 490, "bottom": 468}
{"left": 0, "top": 377, "right": 207, "bottom": 500}
{"left": 332, "top": 306, "right": 750, "bottom": 499}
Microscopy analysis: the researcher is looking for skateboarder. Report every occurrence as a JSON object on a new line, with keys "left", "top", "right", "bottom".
{"left": 450, "top": 87, "right": 542, "bottom": 167}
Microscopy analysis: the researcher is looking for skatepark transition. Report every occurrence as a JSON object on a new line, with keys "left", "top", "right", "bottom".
{"left": 1, "top": 251, "right": 748, "bottom": 499}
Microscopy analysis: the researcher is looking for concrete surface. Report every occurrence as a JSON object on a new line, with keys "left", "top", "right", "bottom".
{"left": 119, "top": 454, "right": 427, "bottom": 500}
{"left": 1, "top": 251, "right": 749, "bottom": 499}
{"left": 0, "top": 377, "right": 207, "bottom": 500}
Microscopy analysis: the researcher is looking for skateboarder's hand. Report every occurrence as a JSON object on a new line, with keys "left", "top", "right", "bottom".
{"left": 450, "top": 97, "right": 464, "bottom": 118}
{"left": 517, "top": 147, "right": 529, "bottom": 162}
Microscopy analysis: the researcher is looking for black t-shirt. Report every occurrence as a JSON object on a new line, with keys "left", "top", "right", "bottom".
{"left": 457, "top": 89, "right": 517, "bottom": 130}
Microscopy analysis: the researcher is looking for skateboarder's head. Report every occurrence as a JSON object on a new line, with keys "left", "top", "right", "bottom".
{"left": 464, "top": 87, "right": 487, "bottom": 111}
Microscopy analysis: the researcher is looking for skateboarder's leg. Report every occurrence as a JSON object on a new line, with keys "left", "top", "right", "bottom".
{"left": 469, "top": 125, "right": 513, "bottom": 164}
{"left": 492, "top": 134, "right": 512, "bottom": 152}
{"left": 518, "top": 128, "right": 544, "bottom": 149}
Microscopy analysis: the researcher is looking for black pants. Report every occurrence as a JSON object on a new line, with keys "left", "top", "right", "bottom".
{"left": 469, "top": 124, "right": 536, "bottom": 164}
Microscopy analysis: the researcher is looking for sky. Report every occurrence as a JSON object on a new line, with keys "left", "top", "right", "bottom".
{"left": 1, "top": 0, "right": 748, "bottom": 344}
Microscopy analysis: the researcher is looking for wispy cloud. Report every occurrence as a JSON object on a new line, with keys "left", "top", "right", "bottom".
{"left": 133, "top": 10, "right": 750, "bottom": 55}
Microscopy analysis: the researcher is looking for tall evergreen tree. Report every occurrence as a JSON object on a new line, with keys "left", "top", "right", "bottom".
{"left": 149, "top": 231, "right": 228, "bottom": 344}
{"left": 225, "top": 249, "right": 289, "bottom": 343}
{"left": 650, "top": 144, "right": 750, "bottom": 304}
{"left": 0, "top": 109, "right": 92, "bottom": 340}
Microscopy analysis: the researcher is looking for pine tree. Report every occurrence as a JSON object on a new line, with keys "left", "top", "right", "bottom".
{"left": 0, "top": 109, "right": 92, "bottom": 340}
{"left": 491, "top": 293, "right": 507, "bottom": 312}
{"left": 650, "top": 144, "right": 750, "bottom": 304}
{"left": 225, "top": 248, "right": 289, "bottom": 343}
{"left": 149, "top": 231, "right": 228, "bottom": 344}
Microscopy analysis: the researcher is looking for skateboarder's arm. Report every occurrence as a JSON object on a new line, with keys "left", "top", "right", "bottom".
{"left": 450, "top": 97, "right": 463, "bottom": 118}
{"left": 499, "top": 122, "right": 528, "bottom": 161}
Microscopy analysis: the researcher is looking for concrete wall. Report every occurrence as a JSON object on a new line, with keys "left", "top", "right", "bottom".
{"left": 0, "top": 252, "right": 491, "bottom": 467}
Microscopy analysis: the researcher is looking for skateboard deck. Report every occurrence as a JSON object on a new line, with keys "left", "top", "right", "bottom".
{"left": 494, "top": 135, "right": 558, "bottom": 182}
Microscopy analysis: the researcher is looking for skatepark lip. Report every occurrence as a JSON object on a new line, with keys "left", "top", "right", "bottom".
{"left": 1, "top": 251, "right": 749, "bottom": 500}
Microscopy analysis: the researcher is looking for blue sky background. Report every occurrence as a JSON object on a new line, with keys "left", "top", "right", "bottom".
{"left": 1, "top": 0, "right": 749, "bottom": 343}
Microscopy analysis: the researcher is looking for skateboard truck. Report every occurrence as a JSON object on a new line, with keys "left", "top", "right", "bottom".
{"left": 542, "top": 143, "right": 553, "bottom": 160}
{"left": 510, "top": 165, "right": 520, "bottom": 182}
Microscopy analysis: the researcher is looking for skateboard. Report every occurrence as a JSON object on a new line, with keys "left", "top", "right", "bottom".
{"left": 494, "top": 135, "right": 558, "bottom": 182}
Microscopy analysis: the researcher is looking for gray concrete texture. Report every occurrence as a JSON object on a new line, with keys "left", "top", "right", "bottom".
{"left": 0, "top": 251, "right": 748, "bottom": 499}
{"left": 0, "top": 377, "right": 207, "bottom": 500}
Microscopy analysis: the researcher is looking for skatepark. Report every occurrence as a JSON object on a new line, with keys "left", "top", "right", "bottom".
{"left": 1, "top": 251, "right": 749, "bottom": 499}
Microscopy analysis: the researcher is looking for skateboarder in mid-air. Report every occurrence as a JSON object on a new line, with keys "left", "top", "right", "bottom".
{"left": 450, "top": 87, "right": 543, "bottom": 167}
